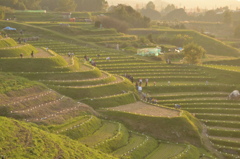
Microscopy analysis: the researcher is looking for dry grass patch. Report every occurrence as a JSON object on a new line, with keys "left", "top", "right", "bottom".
{"left": 107, "top": 101, "right": 179, "bottom": 117}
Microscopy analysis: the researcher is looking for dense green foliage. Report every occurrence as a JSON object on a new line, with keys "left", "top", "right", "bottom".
{"left": 108, "top": 4, "right": 151, "bottom": 28}
{"left": 0, "top": 0, "right": 107, "bottom": 12}
{"left": 183, "top": 43, "right": 206, "bottom": 64}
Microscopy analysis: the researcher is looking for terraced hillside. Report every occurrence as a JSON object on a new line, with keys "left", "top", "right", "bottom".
{"left": 129, "top": 28, "right": 240, "bottom": 57}
{"left": 95, "top": 54, "right": 240, "bottom": 158}
{"left": 0, "top": 27, "right": 214, "bottom": 159}
{"left": 0, "top": 116, "right": 116, "bottom": 159}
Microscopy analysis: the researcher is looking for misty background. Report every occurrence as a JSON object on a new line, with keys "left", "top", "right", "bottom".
{"left": 108, "top": 0, "right": 240, "bottom": 10}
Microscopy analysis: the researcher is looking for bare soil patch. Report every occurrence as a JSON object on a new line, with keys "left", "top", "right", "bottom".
{"left": 108, "top": 101, "right": 179, "bottom": 117}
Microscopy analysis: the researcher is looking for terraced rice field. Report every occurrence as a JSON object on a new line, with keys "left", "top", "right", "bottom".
{"left": 0, "top": 32, "right": 220, "bottom": 158}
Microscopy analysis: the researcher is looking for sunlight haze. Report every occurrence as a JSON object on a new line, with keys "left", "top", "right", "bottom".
{"left": 107, "top": 0, "right": 240, "bottom": 9}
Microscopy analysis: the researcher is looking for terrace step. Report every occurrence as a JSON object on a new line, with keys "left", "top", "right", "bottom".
{"left": 207, "top": 126, "right": 240, "bottom": 132}
{"left": 79, "top": 120, "right": 119, "bottom": 146}
{"left": 79, "top": 121, "right": 129, "bottom": 153}
{"left": 169, "top": 103, "right": 240, "bottom": 109}
{"left": 81, "top": 92, "right": 137, "bottom": 109}
{"left": 42, "top": 72, "right": 116, "bottom": 87}
{"left": 45, "top": 74, "right": 123, "bottom": 88}
{"left": 152, "top": 93, "right": 228, "bottom": 100}
{"left": 105, "top": 101, "right": 179, "bottom": 118}
{"left": 201, "top": 119, "right": 240, "bottom": 129}
{"left": 183, "top": 107, "right": 240, "bottom": 114}
{"left": 145, "top": 142, "right": 191, "bottom": 159}
{"left": 53, "top": 115, "right": 102, "bottom": 139}
{"left": 112, "top": 131, "right": 158, "bottom": 159}
{"left": 209, "top": 136, "right": 240, "bottom": 145}
{"left": 195, "top": 113, "right": 240, "bottom": 121}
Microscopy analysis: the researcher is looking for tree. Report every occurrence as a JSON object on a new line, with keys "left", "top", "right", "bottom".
{"left": 97, "top": 16, "right": 129, "bottom": 33}
{"left": 161, "top": 4, "right": 175, "bottom": 15}
{"left": 146, "top": 1, "right": 155, "bottom": 10}
{"left": 55, "top": 0, "right": 76, "bottom": 12}
{"left": 223, "top": 10, "right": 232, "bottom": 24}
{"left": 109, "top": 4, "right": 150, "bottom": 28}
{"left": 75, "top": 0, "right": 108, "bottom": 12}
{"left": 0, "top": 0, "right": 41, "bottom": 10}
{"left": 183, "top": 43, "right": 206, "bottom": 64}
{"left": 234, "top": 24, "right": 240, "bottom": 38}
{"left": 162, "top": 8, "right": 188, "bottom": 21}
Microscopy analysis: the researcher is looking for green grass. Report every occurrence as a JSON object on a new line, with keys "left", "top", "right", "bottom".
{"left": 0, "top": 37, "right": 18, "bottom": 48}
{"left": 50, "top": 115, "right": 102, "bottom": 140}
{"left": 0, "top": 44, "right": 37, "bottom": 57}
{"left": 129, "top": 29, "right": 240, "bottom": 57}
{"left": 50, "top": 79, "right": 135, "bottom": 99}
{"left": 121, "top": 134, "right": 158, "bottom": 159}
{"left": 204, "top": 59, "right": 240, "bottom": 66}
{"left": 0, "top": 72, "right": 43, "bottom": 94}
{"left": 16, "top": 66, "right": 102, "bottom": 80}
{"left": 112, "top": 131, "right": 146, "bottom": 157}
{"left": 0, "top": 116, "right": 116, "bottom": 159}
{"left": 99, "top": 110, "right": 202, "bottom": 147}
{"left": 82, "top": 92, "right": 137, "bottom": 109}
{"left": 79, "top": 121, "right": 129, "bottom": 153}
{"left": 145, "top": 142, "right": 186, "bottom": 159}
{"left": 0, "top": 55, "right": 69, "bottom": 72}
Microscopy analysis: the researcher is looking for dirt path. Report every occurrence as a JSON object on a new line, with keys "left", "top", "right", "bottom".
{"left": 34, "top": 48, "right": 53, "bottom": 58}
{"left": 61, "top": 55, "right": 72, "bottom": 64}
{"left": 200, "top": 123, "right": 224, "bottom": 159}
{"left": 108, "top": 101, "right": 179, "bottom": 117}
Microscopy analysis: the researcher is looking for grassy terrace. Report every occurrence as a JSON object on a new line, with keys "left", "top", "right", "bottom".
{"left": 3, "top": 17, "right": 240, "bottom": 158}
{"left": 0, "top": 117, "right": 116, "bottom": 159}
{"left": 0, "top": 37, "right": 18, "bottom": 48}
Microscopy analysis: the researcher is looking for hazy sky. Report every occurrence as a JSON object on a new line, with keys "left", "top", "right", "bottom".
{"left": 107, "top": 0, "right": 240, "bottom": 9}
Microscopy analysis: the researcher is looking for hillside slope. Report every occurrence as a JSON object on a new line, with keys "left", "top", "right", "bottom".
{"left": 0, "top": 116, "right": 116, "bottom": 159}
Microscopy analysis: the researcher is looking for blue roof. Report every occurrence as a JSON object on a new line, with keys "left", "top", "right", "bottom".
{"left": 3, "top": 27, "right": 16, "bottom": 30}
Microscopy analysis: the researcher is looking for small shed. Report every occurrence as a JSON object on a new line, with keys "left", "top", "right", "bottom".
{"left": 62, "top": 13, "right": 71, "bottom": 19}
{"left": 137, "top": 48, "right": 162, "bottom": 56}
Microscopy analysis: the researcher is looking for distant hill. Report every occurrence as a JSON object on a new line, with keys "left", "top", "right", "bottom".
{"left": 107, "top": 0, "right": 240, "bottom": 10}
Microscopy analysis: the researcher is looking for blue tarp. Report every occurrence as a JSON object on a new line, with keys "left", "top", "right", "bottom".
{"left": 3, "top": 27, "right": 16, "bottom": 30}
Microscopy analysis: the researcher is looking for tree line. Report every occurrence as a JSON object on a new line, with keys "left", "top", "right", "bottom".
{"left": 0, "top": 0, "right": 108, "bottom": 12}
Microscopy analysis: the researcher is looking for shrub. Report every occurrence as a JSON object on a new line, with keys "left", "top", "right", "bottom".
{"left": 97, "top": 16, "right": 129, "bottom": 33}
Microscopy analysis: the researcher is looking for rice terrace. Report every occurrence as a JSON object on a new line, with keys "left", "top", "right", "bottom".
{"left": 0, "top": 0, "right": 240, "bottom": 159}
